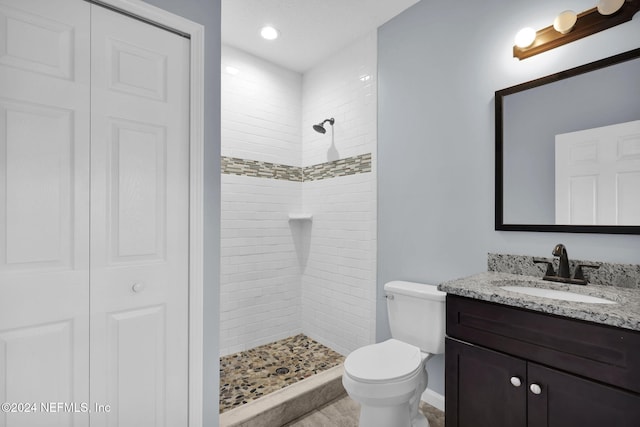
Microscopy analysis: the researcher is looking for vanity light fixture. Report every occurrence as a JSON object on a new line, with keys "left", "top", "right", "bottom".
{"left": 513, "top": 0, "right": 640, "bottom": 60}
{"left": 260, "top": 25, "right": 279, "bottom": 40}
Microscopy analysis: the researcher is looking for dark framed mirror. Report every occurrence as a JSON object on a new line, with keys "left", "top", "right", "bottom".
{"left": 495, "top": 48, "right": 640, "bottom": 234}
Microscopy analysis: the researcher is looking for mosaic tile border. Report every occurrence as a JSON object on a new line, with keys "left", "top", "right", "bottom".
{"left": 221, "top": 157, "right": 303, "bottom": 181}
{"left": 303, "top": 153, "right": 372, "bottom": 181}
{"left": 221, "top": 153, "right": 372, "bottom": 182}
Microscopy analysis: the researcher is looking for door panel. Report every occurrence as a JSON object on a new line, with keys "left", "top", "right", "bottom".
{"left": 106, "top": 306, "right": 167, "bottom": 426}
{"left": 0, "top": 3, "right": 74, "bottom": 79}
{"left": 617, "top": 171, "right": 640, "bottom": 224}
{"left": 446, "top": 338, "right": 527, "bottom": 427}
{"left": 556, "top": 120, "right": 640, "bottom": 225}
{"left": 1, "top": 100, "right": 74, "bottom": 268}
{"left": 109, "top": 119, "right": 167, "bottom": 262}
{"left": 0, "top": 1, "right": 90, "bottom": 426}
{"left": 106, "top": 39, "right": 167, "bottom": 101}
{"left": 89, "top": 5, "right": 189, "bottom": 427}
{"left": 0, "top": 321, "right": 75, "bottom": 427}
{"left": 528, "top": 363, "right": 640, "bottom": 427}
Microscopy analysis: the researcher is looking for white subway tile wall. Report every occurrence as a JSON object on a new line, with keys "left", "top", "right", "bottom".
{"left": 301, "top": 32, "right": 377, "bottom": 354}
{"left": 220, "top": 32, "right": 377, "bottom": 356}
{"left": 222, "top": 45, "right": 302, "bottom": 166}
{"left": 221, "top": 46, "right": 303, "bottom": 355}
{"left": 220, "top": 175, "right": 302, "bottom": 355}
{"left": 302, "top": 174, "right": 377, "bottom": 355}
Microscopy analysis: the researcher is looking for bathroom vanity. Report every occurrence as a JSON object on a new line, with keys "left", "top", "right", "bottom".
{"left": 439, "top": 267, "right": 640, "bottom": 427}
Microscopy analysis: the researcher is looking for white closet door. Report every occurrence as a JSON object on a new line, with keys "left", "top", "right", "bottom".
{"left": 0, "top": 1, "right": 90, "bottom": 426}
{"left": 89, "top": 5, "right": 190, "bottom": 427}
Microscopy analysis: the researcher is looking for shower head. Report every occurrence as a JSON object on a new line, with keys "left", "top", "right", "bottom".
{"left": 313, "top": 123, "right": 327, "bottom": 134}
{"left": 312, "top": 118, "right": 335, "bottom": 134}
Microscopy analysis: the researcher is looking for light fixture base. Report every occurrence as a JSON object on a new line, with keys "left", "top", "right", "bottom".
{"left": 513, "top": 0, "right": 640, "bottom": 60}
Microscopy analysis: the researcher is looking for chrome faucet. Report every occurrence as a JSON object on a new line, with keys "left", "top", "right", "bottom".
{"left": 552, "top": 243, "right": 570, "bottom": 278}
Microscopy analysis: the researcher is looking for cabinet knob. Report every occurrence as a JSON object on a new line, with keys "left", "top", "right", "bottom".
{"left": 529, "top": 383, "right": 542, "bottom": 395}
{"left": 132, "top": 282, "right": 146, "bottom": 293}
{"left": 510, "top": 377, "right": 522, "bottom": 387}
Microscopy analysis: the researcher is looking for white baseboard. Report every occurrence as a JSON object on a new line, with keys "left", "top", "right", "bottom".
{"left": 421, "top": 388, "right": 444, "bottom": 412}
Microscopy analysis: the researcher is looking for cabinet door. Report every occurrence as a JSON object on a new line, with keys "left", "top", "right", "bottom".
{"left": 0, "top": 1, "right": 91, "bottom": 426}
{"left": 446, "top": 338, "right": 527, "bottom": 427}
{"left": 89, "top": 4, "right": 190, "bottom": 426}
{"left": 528, "top": 363, "right": 640, "bottom": 427}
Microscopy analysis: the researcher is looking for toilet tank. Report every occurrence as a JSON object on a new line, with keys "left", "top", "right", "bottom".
{"left": 385, "top": 281, "right": 446, "bottom": 354}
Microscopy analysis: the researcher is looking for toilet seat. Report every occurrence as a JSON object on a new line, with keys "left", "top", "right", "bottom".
{"left": 344, "top": 339, "right": 423, "bottom": 384}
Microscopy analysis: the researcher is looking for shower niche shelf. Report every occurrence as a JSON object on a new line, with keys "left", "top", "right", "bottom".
{"left": 288, "top": 213, "right": 313, "bottom": 221}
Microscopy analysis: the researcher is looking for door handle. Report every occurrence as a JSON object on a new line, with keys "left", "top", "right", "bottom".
{"left": 510, "top": 376, "right": 522, "bottom": 387}
{"left": 529, "top": 383, "right": 542, "bottom": 395}
{"left": 132, "top": 282, "right": 146, "bottom": 293}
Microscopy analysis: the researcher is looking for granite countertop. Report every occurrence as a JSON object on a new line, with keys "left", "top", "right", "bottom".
{"left": 438, "top": 271, "right": 640, "bottom": 332}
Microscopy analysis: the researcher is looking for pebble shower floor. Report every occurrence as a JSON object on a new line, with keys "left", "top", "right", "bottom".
{"left": 219, "top": 334, "right": 344, "bottom": 413}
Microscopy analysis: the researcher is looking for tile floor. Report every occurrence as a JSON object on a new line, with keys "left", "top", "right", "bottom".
{"left": 284, "top": 395, "right": 445, "bottom": 427}
{"left": 219, "top": 334, "right": 344, "bottom": 413}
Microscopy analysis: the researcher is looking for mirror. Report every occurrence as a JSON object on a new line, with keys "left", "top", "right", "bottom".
{"left": 495, "top": 48, "right": 640, "bottom": 234}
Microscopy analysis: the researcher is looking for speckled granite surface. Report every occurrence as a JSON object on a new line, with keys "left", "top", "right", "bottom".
{"left": 488, "top": 253, "right": 640, "bottom": 288}
{"left": 439, "top": 270, "right": 640, "bottom": 331}
{"left": 219, "top": 334, "right": 344, "bottom": 413}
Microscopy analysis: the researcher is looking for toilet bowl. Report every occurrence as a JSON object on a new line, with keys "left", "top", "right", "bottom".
{"left": 342, "top": 339, "right": 431, "bottom": 427}
{"left": 342, "top": 281, "right": 446, "bottom": 427}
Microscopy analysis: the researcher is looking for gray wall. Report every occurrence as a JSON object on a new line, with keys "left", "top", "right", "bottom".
{"left": 142, "top": 0, "right": 220, "bottom": 424}
{"left": 377, "top": 0, "right": 640, "bottom": 396}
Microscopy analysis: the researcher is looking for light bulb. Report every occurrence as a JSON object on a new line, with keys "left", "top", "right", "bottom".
{"left": 515, "top": 27, "right": 536, "bottom": 48}
{"left": 553, "top": 10, "right": 577, "bottom": 34}
{"left": 260, "top": 26, "right": 279, "bottom": 40}
{"left": 597, "top": 0, "right": 625, "bottom": 15}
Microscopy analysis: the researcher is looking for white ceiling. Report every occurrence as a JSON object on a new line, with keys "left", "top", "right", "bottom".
{"left": 221, "top": 0, "right": 420, "bottom": 73}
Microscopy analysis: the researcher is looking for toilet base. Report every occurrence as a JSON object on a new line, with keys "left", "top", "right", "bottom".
{"left": 357, "top": 403, "right": 430, "bottom": 427}
{"left": 412, "top": 412, "right": 430, "bottom": 427}
{"left": 358, "top": 402, "right": 410, "bottom": 427}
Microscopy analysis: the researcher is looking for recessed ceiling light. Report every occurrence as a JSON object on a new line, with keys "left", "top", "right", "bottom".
{"left": 225, "top": 66, "right": 240, "bottom": 75}
{"left": 260, "top": 26, "right": 279, "bottom": 40}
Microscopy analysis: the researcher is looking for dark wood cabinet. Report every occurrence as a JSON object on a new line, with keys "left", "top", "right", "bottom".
{"left": 446, "top": 338, "right": 526, "bottom": 427}
{"left": 527, "top": 362, "right": 640, "bottom": 427}
{"left": 445, "top": 295, "right": 640, "bottom": 427}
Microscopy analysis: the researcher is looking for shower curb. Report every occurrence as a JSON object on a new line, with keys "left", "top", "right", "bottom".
{"left": 219, "top": 365, "right": 346, "bottom": 427}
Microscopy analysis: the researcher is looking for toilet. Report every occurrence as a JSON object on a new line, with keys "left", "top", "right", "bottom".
{"left": 342, "top": 281, "right": 446, "bottom": 427}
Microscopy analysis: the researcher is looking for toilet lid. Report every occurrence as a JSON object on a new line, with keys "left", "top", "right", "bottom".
{"left": 344, "top": 339, "right": 423, "bottom": 383}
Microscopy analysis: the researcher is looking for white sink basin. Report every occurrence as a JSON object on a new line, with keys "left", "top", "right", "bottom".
{"left": 500, "top": 286, "right": 616, "bottom": 304}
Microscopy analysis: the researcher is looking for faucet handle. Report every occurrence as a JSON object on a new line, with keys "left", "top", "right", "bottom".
{"left": 573, "top": 263, "right": 600, "bottom": 281}
{"left": 533, "top": 259, "right": 555, "bottom": 277}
